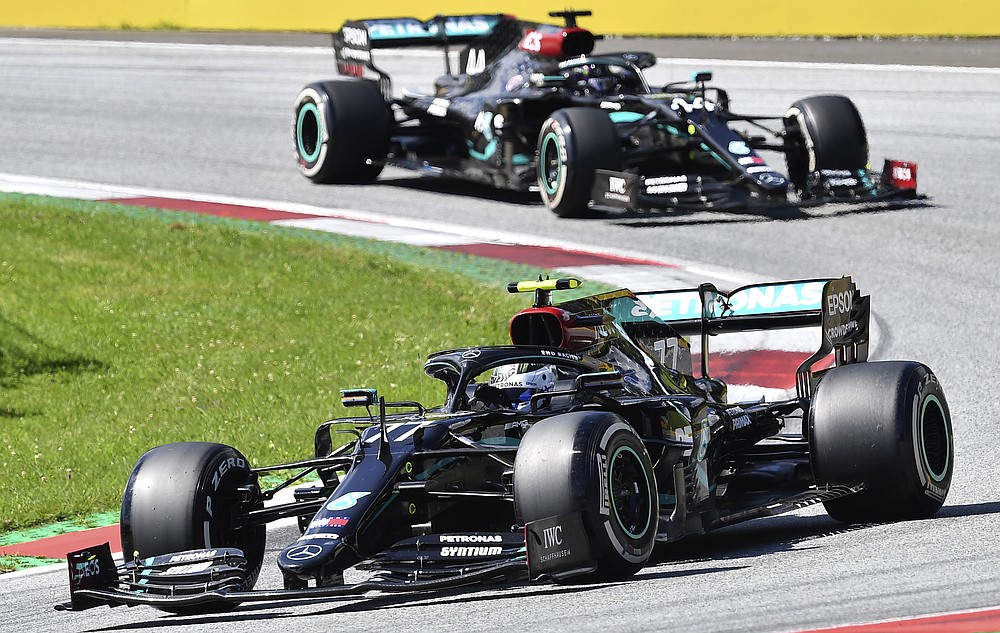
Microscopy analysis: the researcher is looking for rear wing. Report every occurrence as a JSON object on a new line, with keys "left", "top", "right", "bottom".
{"left": 333, "top": 15, "right": 508, "bottom": 96}
{"left": 608, "top": 277, "right": 870, "bottom": 398}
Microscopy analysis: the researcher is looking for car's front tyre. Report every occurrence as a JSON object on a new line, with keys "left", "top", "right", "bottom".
{"left": 514, "top": 411, "right": 657, "bottom": 579}
{"left": 120, "top": 442, "right": 266, "bottom": 612}
{"left": 783, "top": 94, "right": 869, "bottom": 196}
{"left": 537, "top": 108, "right": 622, "bottom": 218}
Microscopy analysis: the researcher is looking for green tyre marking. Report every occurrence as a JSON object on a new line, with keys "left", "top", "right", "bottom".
{"left": 608, "top": 444, "right": 653, "bottom": 541}
{"left": 540, "top": 131, "right": 561, "bottom": 196}
{"left": 296, "top": 102, "right": 322, "bottom": 163}
{"left": 920, "top": 394, "right": 950, "bottom": 483}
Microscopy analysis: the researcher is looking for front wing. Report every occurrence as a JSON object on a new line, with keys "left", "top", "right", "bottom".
{"left": 57, "top": 542, "right": 528, "bottom": 611}
{"left": 591, "top": 160, "right": 923, "bottom": 213}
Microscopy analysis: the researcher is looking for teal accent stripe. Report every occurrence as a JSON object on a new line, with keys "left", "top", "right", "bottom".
{"left": 609, "top": 111, "right": 645, "bottom": 124}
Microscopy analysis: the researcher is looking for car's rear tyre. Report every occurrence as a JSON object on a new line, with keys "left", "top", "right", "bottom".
{"left": 809, "top": 361, "right": 953, "bottom": 523}
{"left": 537, "top": 108, "right": 622, "bottom": 218}
{"left": 293, "top": 79, "right": 390, "bottom": 183}
{"left": 784, "top": 94, "right": 869, "bottom": 195}
{"left": 514, "top": 411, "right": 657, "bottom": 580}
{"left": 120, "top": 442, "right": 266, "bottom": 612}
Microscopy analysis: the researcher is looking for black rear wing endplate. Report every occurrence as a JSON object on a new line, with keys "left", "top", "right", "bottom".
{"left": 333, "top": 15, "right": 506, "bottom": 98}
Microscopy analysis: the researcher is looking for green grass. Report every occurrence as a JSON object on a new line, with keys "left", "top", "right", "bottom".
{"left": 0, "top": 194, "right": 584, "bottom": 533}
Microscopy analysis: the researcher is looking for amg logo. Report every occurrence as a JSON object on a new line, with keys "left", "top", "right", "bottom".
{"left": 169, "top": 550, "right": 216, "bottom": 563}
{"left": 441, "top": 546, "right": 503, "bottom": 557}
{"left": 439, "top": 534, "right": 502, "bottom": 543}
{"left": 608, "top": 177, "right": 627, "bottom": 195}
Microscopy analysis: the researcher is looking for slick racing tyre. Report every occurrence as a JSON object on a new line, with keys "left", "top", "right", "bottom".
{"left": 121, "top": 442, "right": 266, "bottom": 612}
{"left": 293, "top": 79, "right": 390, "bottom": 183}
{"left": 783, "top": 94, "right": 868, "bottom": 196}
{"left": 537, "top": 108, "right": 622, "bottom": 218}
{"left": 514, "top": 411, "right": 657, "bottom": 580}
{"left": 809, "top": 361, "right": 953, "bottom": 523}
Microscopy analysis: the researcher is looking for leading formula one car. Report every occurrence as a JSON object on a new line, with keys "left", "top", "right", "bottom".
{"left": 60, "top": 276, "right": 953, "bottom": 613}
{"left": 293, "top": 11, "right": 922, "bottom": 217}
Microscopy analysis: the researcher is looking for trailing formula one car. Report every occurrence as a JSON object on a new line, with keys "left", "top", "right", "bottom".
{"left": 292, "top": 11, "right": 922, "bottom": 217}
{"left": 60, "top": 276, "right": 953, "bottom": 613}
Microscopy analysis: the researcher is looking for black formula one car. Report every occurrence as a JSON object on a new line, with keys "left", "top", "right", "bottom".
{"left": 292, "top": 11, "right": 922, "bottom": 217}
{"left": 60, "top": 276, "right": 953, "bottom": 613}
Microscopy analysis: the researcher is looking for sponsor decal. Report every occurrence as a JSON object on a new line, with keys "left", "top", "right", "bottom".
{"left": 341, "top": 26, "right": 369, "bottom": 47}
{"left": 888, "top": 161, "right": 916, "bottom": 187}
{"left": 285, "top": 544, "right": 323, "bottom": 561}
{"left": 211, "top": 457, "right": 245, "bottom": 491}
{"left": 596, "top": 172, "right": 635, "bottom": 205}
{"left": 440, "top": 546, "right": 504, "bottom": 557}
{"left": 339, "top": 48, "right": 371, "bottom": 63}
{"left": 439, "top": 534, "right": 502, "bottom": 543}
{"left": 637, "top": 282, "right": 824, "bottom": 321}
{"left": 163, "top": 561, "right": 213, "bottom": 576}
{"left": 367, "top": 16, "right": 494, "bottom": 40}
{"left": 519, "top": 30, "right": 543, "bottom": 52}
{"left": 825, "top": 321, "right": 859, "bottom": 340}
{"left": 727, "top": 407, "right": 752, "bottom": 431}
{"left": 826, "top": 289, "right": 854, "bottom": 317}
{"left": 925, "top": 481, "right": 947, "bottom": 500}
{"left": 757, "top": 173, "right": 786, "bottom": 186}
{"left": 72, "top": 554, "right": 101, "bottom": 582}
{"left": 309, "top": 517, "right": 349, "bottom": 530}
{"left": 169, "top": 550, "right": 217, "bottom": 563}
{"left": 738, "top": 156, "right": 765, "bottom": 165}
{"left": 541, "top": 524, "right": 563, "bottom": 549}
{"left": 821, "top": 169, "right": 859, "bottom": 187}
{"left": 299, "top": 533, "right": 342, "bottom": 541}
{"left": 539, "top": 349, "right": 580, "bottom": 360}
{"left": 327, "top": 491, "right": 371, "bottom": 511}
{"left": 644, "top": 175, "right": 688, "bottom": 195}
{"left": 728, "top": 140, "right": 751, "bottom": 155}
{"left": 537, "top": 524, "right": 572, "bottom": 563}
{"left": 746, "top": 166, "right": 774, "bottom": 174}
{"left": 729, "top": 283, "right": 823, "bottom": 314}
{"left": 465, "top": 48, "right": 486, "bottom": 74}
{"left": 671, "top": 97, "right": 715, "bottom": 114}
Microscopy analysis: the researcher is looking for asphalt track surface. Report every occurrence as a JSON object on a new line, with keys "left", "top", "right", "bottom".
{"left": 1, "top": 32, "right": 1000, "bottom": 633}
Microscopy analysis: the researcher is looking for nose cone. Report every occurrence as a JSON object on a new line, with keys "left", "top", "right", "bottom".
{"left": 754, "top": 171, "right": 788, "bottom": 193}
{"left": 277, "top": 538, "right": 341, "bottom": 578}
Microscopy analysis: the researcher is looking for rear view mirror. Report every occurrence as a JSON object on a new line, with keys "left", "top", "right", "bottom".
{"left": 341, "top": 388, "right": 377, "bottom": 407}
{"left": 576, "top": 371, "right": 624, "bottom": 392}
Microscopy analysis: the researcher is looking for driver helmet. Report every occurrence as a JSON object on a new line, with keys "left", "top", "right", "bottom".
{"left": 565, "top": 62, "right": 644, "bottom": 97}
{"left": 566, "top": 63, "right": 619, "bottom": 97}
{"left": 488, "top": 363, "right": 556, "bottom": 409}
